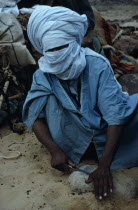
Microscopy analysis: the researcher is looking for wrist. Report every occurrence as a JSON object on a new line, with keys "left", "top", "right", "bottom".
{"left": 49, "top": 144, "right": 62, "bottom": 156}
{"left": 99, "top": 158, "right": 111, "bottom": 168}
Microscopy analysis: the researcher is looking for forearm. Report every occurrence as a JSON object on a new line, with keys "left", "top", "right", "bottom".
{"left": 32, "top": 118, "right": 61, "bottom": 156}
{"left": 99, "top": 125, "right": 124, "bottom": 168}
{"left": 87, "top": 125, "right": 123, "bottom": 199}
{"left": 33, "top": 118, "right": 75, "bottom": 172}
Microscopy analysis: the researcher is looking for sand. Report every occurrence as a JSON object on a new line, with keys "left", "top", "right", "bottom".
{"left": 94, "top": 4, "right": 138, "bottom": 22}
{"left": 0, "top": 130, "right": 138, "bottom": 210}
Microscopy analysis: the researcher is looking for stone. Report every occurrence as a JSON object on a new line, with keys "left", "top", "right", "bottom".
{"left": 113, "top": 36, "right": 138, "bottom": 59}
{"left": 68, "top": 165, "right": 138, "bottom": 200}
{"left": 118, "top": 74, "right": 138, "bottom": 95}
{"left": 89, "top": 0, "right": 137, "bottom": 5}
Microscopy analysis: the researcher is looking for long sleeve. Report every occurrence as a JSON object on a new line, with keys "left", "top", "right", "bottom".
{"left": 22, "top": 70, "right": 52, "bottom": 130}
{"left": 98, "top": 62, "right": 137, "bottom": 125}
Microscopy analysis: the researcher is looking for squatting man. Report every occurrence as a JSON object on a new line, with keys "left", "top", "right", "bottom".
{"left": 23, "top": 6, "right": 138, "bottom": 200}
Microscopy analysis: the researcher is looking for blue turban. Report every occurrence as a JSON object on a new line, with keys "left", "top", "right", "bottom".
{"left": 27, "top": 5, "right": 88, "bottom": 53}
{"left": 27, "top": 6, "right": 88, "bottom": 80}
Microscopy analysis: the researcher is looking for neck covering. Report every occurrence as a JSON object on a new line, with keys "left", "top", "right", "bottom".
{"left": 27, "top": 6, "right": 88, "bottom": 80}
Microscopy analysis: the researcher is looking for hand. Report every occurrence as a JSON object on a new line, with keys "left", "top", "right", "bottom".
{"left": 85, "top": 166, "right": 113, "bottom": 200}
{"left": 51, "top": 150, "right": 75, "bottom": 172}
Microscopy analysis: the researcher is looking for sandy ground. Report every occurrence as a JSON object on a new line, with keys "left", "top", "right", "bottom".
{"left": 0, "top": 3, "right": 138, "bottom": 210}
{"left": 94, "top": 4, "right": 138, "bottom": 22}
{"left": 0, "top": 131, "right": 138, "bottom": 210}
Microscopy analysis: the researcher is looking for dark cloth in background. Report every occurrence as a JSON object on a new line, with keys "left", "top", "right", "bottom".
{"left": 18, "top": 0, "right": 95, "bottom": 30}
{"left": 52, "top": 0, "right": 95, "bottom": 30}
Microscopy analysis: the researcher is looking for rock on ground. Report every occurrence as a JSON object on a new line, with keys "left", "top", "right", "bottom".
{"left": 89, "top": 0, "right": 138, "bottom": 5}
{"left": 69, "top": 165, "right": 138, "bottom": 200}
{"left": 118, "top": 74, "right": 138, "bottom": 95}
{"left": 114, "top": 36, "right": 138, "bottom": 59}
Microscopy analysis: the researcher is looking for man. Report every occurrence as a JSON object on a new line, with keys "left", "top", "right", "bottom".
{"left": 22, "top": 6, "right": 138, "bottom": 200}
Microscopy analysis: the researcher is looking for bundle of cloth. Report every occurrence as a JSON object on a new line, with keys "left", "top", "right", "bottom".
{"left": 0, "top": 0, "right": 21, "bottom": 17}
{"left": 0, "top": 12, "right": 35, "bottom": 66}
{"left": 93, "top": 10, "right": 136, "bottom": 78}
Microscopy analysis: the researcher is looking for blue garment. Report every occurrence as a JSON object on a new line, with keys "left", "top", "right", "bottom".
{"left": 22, "top": 52, "right": 138, "bottom": 169}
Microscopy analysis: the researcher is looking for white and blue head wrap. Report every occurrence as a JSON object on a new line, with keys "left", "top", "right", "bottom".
{"left": 27, "top": 6, "right": 88, "bottom": 80}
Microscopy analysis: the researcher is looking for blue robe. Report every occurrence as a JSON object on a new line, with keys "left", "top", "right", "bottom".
{"left": 22, "top": 52, "right": 138, "bottom": 169}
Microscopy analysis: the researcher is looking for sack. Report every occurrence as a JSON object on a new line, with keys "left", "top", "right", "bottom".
{"left": 0, "top": 12, "right": 35, "bottom": 66}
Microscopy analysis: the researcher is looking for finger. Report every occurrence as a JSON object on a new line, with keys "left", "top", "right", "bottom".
{"left": 98, "top": 178, "right": 103, "bottom": 200}
{"left": 54, "top": 165, "right": 64, "bottom": 172}
{"left": 93, "top": 178, "right": 99, "bottom": 198}
{"left": 103, "top": 176, "right": 108, "bottom": 197}
{"left": 54, "top": 164, "right": 68, "bottom": 172}
{"left": 68, "top": 160, "right": 76, "bottom": 168}
{"left": 109, "top": 175, "right": 113, "bottom": 193}
{"left": 85, "top": 175, "right": 93, "bottom": 184}
{"left": 63, "top": 163, "right": 70, "bottom": 173}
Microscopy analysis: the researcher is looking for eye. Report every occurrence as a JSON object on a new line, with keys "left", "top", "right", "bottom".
{"left": 47, "top": 44, "right": 69, "bottom": 52}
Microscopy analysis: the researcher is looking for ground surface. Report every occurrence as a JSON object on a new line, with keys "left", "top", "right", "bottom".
{"left": 0, "top": 2, "right": 138, "bottom": 210}
{"left": 0, "top": 131, "right": 138, "bottom": 210}
{"left": 95, "top": 4, "right": 138, "bottom": 23}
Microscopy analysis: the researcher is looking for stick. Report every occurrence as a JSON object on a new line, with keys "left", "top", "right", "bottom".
{"left": 0, "top": 80, "right": 10, "bottom": 109}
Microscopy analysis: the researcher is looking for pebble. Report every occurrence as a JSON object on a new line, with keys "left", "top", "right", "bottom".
{"left": 118, "top": 74, "right": 138, "bottom": 95}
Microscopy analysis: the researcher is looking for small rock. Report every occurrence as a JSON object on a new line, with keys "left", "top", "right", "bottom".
{"left": 33, "top": 155, "right": 38, "bottom": 159}
{"left": 118, "top": 74, "right": 138, "bottom": 95}
{"left": 68, "top": 165, "right": 138, "bottom": 200}
{"left": 114, "top": 36, "right": 138, "bottom": 58}
{"left": 26, "top": 190, "right": 31, "bottom": 195}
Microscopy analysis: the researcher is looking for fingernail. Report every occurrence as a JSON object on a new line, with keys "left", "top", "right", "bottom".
{"left": 99, "top": 196, "right": 103, "bottom": 200}
{"left": 110, "top": 189, "right": 113, "bottom": 193}
{"left": 104, "top": 193, "right": 107, "bottom": 197}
